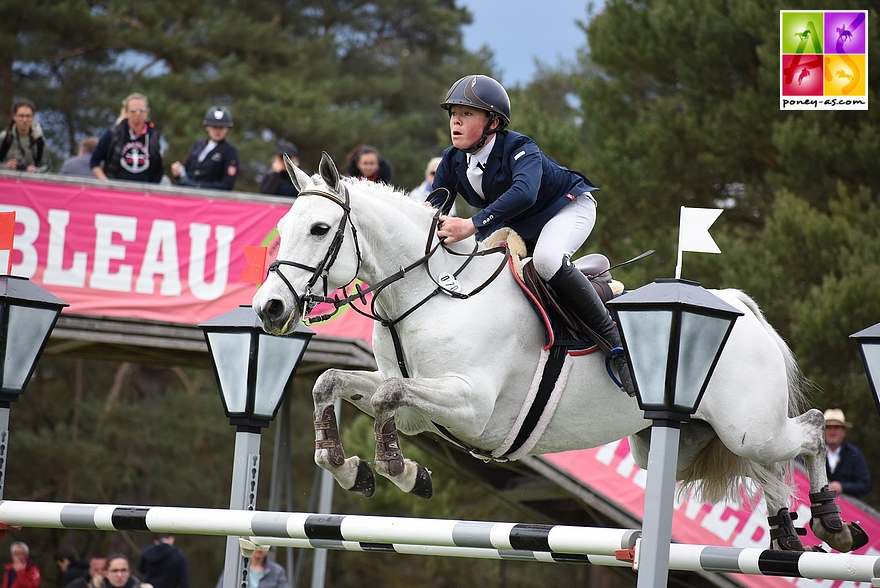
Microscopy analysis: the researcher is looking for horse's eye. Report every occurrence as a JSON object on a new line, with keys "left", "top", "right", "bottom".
{"left": 311, "top": 223, "right": 330, "bottom": 236}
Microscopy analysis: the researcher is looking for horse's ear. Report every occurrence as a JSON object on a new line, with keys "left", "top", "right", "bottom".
{"left": 318, "top": 151, "right": 340, "bottom": 192}
{"left": 283, "top": 154, "right": 311, "bottom": 192}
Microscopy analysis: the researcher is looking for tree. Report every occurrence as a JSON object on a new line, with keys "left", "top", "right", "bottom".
{"left": 0, "top": 0, "right": 484, "bottom": 190}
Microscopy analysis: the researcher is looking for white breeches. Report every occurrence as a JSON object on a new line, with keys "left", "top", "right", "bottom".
{"left": 531, "top": 192, "right": 597, "bottom": 281}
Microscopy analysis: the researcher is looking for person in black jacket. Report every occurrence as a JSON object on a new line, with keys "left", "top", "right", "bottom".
{"left": 259, "top": 140, "right": 303, "bottom": 198}
{"left": 91, "top": 93, "right": 163, "bottom": 183}
{"left": 344, "top": 144, "right": 393, "bottom": 184}
{"left": 54, "top": 546, "right": 88, "bottom": 588}
{"left": 170, "top": 106, "right": 238, "bottom": 190}
{"left": 824, "top": 408, "right": 871, "bottom": 499}
{"left": 431, "top": 74, "right": 633, "bottom": 396}
{"left": 138, "top": 535, "right": 189, "bottom": 588}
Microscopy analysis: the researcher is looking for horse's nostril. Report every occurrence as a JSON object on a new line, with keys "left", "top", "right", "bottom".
{"left": 266, "top": 299, "right": 286, "bottom": 321}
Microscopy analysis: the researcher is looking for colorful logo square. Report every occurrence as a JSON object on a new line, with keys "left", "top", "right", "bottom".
{"left": 824, "top": 11, "right": 867, "bottom": 54}
{"left": 825, "top": 54, "right": 866, "bottom": 96}
{"left": 782, "top": 54, "right": 824, "bottom": 96}
{"left": 780, "top": 10, "right": 868, "bottom": 110}
{"left": 781, "top": 11, "right": 824, "bottom": 54}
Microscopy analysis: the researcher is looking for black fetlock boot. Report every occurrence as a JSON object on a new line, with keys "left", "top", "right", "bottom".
{"left": 547, "top": 257, "right": 635, "bottom": 396}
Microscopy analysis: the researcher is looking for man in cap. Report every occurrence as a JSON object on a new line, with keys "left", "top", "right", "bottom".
{"left": 170, "top": 106, "right": 238, "bottom": 190}
{"left": 258, "top": 139, "right": 303, "bottom": 197}
{"left": 824, "top": 408, "right": 871, "bottom": 499}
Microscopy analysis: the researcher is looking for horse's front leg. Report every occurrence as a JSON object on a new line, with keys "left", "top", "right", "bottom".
{"left": 371, "top": 375, "right": 494, "bottom": 499}
{"left": 313, "top": 368, "right": 384, "bottom": 498}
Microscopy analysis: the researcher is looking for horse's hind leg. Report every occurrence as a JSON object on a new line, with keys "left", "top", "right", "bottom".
{"left": 313, "top": 368, "right": 384, "bottom": 498}
{"left": 796, "top": 409, "right": 869, "bottom": 552}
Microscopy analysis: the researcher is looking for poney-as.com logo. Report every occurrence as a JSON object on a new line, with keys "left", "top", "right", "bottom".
{"left": 780, "top": 10, "right": 868, "bottom": 110}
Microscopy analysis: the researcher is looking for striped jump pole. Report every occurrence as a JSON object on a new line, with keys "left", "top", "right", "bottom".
{"left": 636, "top": 541, "right": 880, "bottom": 585}
{"left": 0, "top": 500, "right": 638, "bottom": 557}
{"left": 241, "top": 537, "right": 631, "bottom": 568}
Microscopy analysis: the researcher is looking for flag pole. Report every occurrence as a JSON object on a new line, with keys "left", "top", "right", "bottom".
{"left": 675, "top": 207, "right": 684, "bottom": 279}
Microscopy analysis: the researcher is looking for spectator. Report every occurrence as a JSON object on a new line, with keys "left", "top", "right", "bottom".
{"left": 0, "top": 99, "right": 51, "bottom": 173}
{"left": 215, "top": 549, "right": 287, "bottom": 588}
{"left": 60, "top": 137, "right": 99, "bottom": 177}
{"left": 91, "top": 93, "right": 163, "bottom": 183}
{"left": 62, "top": 557, "right": 106, "bottom": 588}
{"left": 2, "top": 541, "right": 41, "bottom": 588}
{"left": 344, "top": 144, "right": 393, "bottom": 184}
{"left": 258, "top": 140, "right": 303, "bottom": 198}
{"left": 55, "top": 546, "right": 89, "bottom": 588}
{"left": 408, "top": 156, "right": 441, "bottom": 203}
{"left": 137, "top": 534, "right": 188, "bottom": 588}
{"left": 170, "top": 106, "right": 238, "bottom": 190}
{"left": 824, "top": 408, "right": 871, "bottom": 499}
{"left": 408, "top": 156, "right": 458, "bottom": 216}
{"left": 101, "top": 554, "right": 148, "bottom": 588}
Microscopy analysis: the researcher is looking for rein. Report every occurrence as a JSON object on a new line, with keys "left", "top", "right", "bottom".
{"left": 267, "top": 185, "right": 510, "bottom": 350}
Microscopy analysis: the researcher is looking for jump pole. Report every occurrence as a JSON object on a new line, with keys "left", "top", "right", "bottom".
{"left": 3, "top": 500, "right": 879, "bottom": 584}
{"left": 241, "top": 537, "right": 631, "bottom": 568}
{"left": 0, "top": 500, "right": 637, "bottom": 557}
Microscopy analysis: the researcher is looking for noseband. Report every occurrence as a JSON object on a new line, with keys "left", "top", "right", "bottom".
{"left": 267, "top": 184, "right": 363, "bottom": 319}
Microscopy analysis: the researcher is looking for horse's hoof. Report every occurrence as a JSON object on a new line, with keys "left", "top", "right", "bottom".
{"left": 848, "top": 521, "right": 869, "bottom": 551}
{"left": 349, "top": 460, "right": 376, "bottom": 499}
{"left": 409, "top": 465, "right": 433, "bottom": 500}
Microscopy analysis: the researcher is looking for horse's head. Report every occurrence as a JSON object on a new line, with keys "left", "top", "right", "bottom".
{"left": 253, "top": 152, "right": 362, "bottom": 335}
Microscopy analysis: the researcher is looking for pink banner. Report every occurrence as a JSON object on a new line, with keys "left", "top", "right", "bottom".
{"left": 545, "top": 441, "right": 880, "bottom": 587}
{"left": 0, "top": 177, "right": 374, "bottom": 343}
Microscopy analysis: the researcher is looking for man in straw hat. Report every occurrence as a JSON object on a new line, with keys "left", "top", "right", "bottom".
{"left": 824, "top": 408, "right": 871, "bottom": 499}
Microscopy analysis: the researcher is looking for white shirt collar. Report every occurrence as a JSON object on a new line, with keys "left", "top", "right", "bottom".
{"left": 470, "top": 134, "right": 496, "bottom": 167}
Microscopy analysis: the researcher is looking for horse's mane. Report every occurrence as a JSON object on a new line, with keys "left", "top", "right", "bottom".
{"left": 316, "top": 175, "right": 439, "bottom": 217}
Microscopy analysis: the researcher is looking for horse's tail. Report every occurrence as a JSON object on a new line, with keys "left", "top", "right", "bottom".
{"left": 677, "top": 290, "right": 808, "bottom": 508}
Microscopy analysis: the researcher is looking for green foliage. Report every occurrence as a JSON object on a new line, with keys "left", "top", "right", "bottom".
{"left": 0, "top": 0, "right": 482, "bottom": 190}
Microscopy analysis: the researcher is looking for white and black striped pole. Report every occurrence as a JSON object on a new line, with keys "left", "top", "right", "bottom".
{"left": 200, "top": 307, "right": 314, "bottom": 588}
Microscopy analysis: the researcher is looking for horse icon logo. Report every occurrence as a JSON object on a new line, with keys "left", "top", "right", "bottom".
{"left": 794, "top": 30, "right": 811, "bottom": 41}
{"left": 797, "top": 67, "right": 810, "bottom": 85}
{"left": 836, "top": 69, "right": 854, "bottom": 82}
{"left": 837, "top": 25, "right": 853, "bottom": 43}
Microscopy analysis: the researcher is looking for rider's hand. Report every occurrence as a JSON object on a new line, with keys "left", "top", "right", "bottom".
{"left": 437, "top": 216, "right": 477, "bottom": 244}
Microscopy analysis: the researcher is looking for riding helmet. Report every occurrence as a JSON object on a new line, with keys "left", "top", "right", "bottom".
{"left": 440, "top": 75, "right": 511, "bottom": 128}
{"left": 203, "top": 106, "right": 234, "bottom": 127}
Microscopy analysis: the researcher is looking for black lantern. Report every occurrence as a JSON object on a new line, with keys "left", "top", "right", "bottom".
{"left": 0, "top": 276, "right": 68, "bottom": 404}
{"left": 607, "top": 278, "right": 744, "bottom": 588}
{"left": 607, "top": 278, "right": 744, "bottom": 417}
{"left": 200, "top": 305, "right": 314, "bottom": 429}
{"left": 850, "top": 322, "right": 880, "bottom": 417}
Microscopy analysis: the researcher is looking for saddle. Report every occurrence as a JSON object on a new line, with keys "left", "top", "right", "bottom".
{"left": 484, "top": 228, "right": 624, "bottom": 351}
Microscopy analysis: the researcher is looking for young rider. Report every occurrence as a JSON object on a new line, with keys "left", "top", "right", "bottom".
{"left": 430, "top": 74, "right": 634, "bottom": 396}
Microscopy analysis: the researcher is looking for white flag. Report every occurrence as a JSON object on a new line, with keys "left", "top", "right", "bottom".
{"left": 679, "top": 207, "right": 722, "bottom": 254}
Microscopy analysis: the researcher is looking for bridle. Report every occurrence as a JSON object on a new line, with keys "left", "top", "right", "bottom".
{"left": 267, "top": 184, "right": 363, "bottom": 320}
{"left": 266, "top": 184, "right": 510, "bottom": 343}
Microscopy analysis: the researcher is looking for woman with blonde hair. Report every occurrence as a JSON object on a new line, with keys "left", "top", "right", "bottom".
{"left": 91, "top": 93, "right": 163, "bottom": 183}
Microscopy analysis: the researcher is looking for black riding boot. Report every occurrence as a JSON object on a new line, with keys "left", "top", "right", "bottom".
{"left": 547, "top": 257, "right": 635, "bottom": 396}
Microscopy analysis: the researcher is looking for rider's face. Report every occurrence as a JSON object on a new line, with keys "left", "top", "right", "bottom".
{"left": 449, "top": 105, "right": 496, "bottom": 151}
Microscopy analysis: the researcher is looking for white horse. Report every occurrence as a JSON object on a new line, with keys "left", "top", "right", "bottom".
{"left": 253, "top": 153, "right": 867, "bottom": 553}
